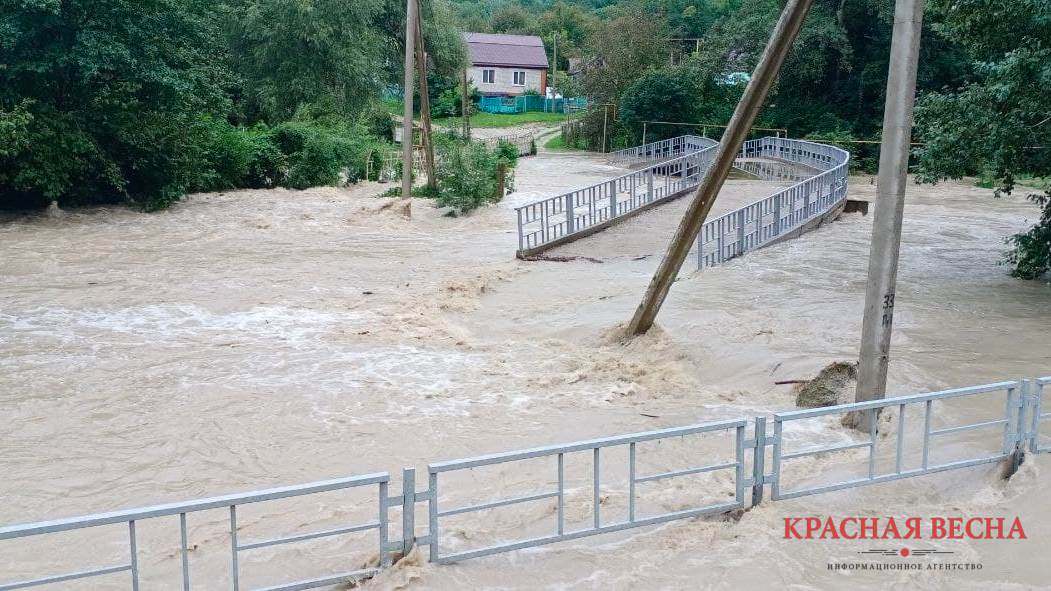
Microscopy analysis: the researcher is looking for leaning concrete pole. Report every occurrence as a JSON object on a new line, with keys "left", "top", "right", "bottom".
{"left": 626, "top": 0, "right": 816, "bottom": 336}
{"left": 855, "top": 0, "right": 926, "bottom": 403}
{"left": 400, "top": 0, "right": 417, "bottom": 203}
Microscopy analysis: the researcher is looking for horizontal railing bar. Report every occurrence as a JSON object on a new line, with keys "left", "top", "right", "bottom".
{"left": 433, "top": 501, "right": 743, "bottom": 564}
{"left": 429, "top": 419, "right": 746, "bottom": 473}
{"left": 0, "top": 564, "right": 131, "bottom": 591}
{"left": 776, "top": 455, "right": 1008, "bottom": 500}
{"left": 254, "top": 569, "right": 380, "bottom": 591}
{"left": 437, "top": 491, "right": 559, "bottom": 518}
{"left": 0, "top": 473, "right": 389, "bottom": 540}
{"left": 930, "top": 419, "right": 1008, "bottom": 437}
{"left": 781, "top": 440, "right": 872, "bottom": 461}
{"left": 775, "top": 382, "right": 1019, "bottom": 421}
{"left": 237, "top": 522, "right": 381, "bottom": 551}
{"left": 633, "top": 461, "right": 737, "bottom": 483}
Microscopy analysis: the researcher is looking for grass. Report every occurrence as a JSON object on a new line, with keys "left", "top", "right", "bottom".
{"left": 435, "top": 111, "right": 575, "bottom": 129}
{"left": 542, "top": 134, "right": 582, "bottom": 152}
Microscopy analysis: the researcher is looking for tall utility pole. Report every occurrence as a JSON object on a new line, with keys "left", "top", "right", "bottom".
{"left": 551, "top": 31, "right": 557, "bottom": 112}
{"left": 400, "top": 0, "right": 417, "bottom": 204}
{"left": 413, "top": 0, "right": 436, "bottom": 192}
{"left": 855, "top": 0, "right": 926, "bottom": 404}
{"left": 626, "top": 0, "right": 816, "bottom": 336}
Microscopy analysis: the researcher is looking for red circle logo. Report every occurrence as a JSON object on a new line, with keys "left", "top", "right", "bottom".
{"left": 899, "top": 548, "right": 910, "bottom": 557}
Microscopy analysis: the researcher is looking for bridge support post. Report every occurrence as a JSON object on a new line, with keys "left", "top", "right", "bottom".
{"left": 626, "top": 0, "right": 817, "bottom": 336}
{"left": 855, "top": 0, "right": 926, "bottom": 411}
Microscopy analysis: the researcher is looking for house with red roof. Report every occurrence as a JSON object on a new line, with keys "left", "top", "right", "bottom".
{"left": 463, "top": 32, "right": 549, "bottom": 97}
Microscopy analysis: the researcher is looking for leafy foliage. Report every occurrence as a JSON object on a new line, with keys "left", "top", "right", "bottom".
{"left": 433, "top": 137, "right": 518, "bottom": 214}
{"left": 0, "top": 0, "right": 234, "bottom": 209}
{"left": 915, "top": 0, "right": 1051, "bottom": 279}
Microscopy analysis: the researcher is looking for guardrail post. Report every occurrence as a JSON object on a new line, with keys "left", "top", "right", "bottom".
{"left": 1030, "top": 380, "right": 1044, "bottom": 453}
{"left": 647, "top": 169, "right": 654, "bottom": 202}
{"left": 401, "top": 468, "right": 415, "bottom": 556}
{"left": 696, "top": 231, "right": 704, "bottom": 269}
{"left": 1006, "top": 382, "right": 1027, "bottom": 478}
{"left": 773, "top": 193, "right": 782, "bottom": 236}
{"left": 736, "top": 209, "right": 746, "bottom": 256}
{"left": 609, "top": 180, "right": 617, "bottom": 218}
{"left": 428, "top": 470, "right": 438, "bottom": 562}
{"left": 516, "top": 208, "right": 524, "bottom": 251}
{"left": 565, "top": 194, "right": 575, "bottom": 234}
{"left": 751, "top": 417, "right": 767, "bottom": 506}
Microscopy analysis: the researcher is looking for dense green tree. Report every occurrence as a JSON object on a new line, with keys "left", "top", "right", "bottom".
{"left": 491, "top": 5, "right": 534, "bottom": 33}
{"left": 0, "top": 0, "right": 234, "bottom": 208}
{"left": 618, "top": 70, "right": 697, "bottom": 131}
{"left": 915, "top": 0, "right": 1051, "bottom": 279}
{"left": 226, "top": 0, "right": 386, "bottom": 121}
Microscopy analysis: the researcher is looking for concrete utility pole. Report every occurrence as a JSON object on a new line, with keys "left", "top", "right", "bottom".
{"left": 400, "top": 0, "right": 417, "bottom": 204}
{"left": 413, "top": 0, "right": 436, "bottom": 192}
{"left": 551, "top": 31, "right": 558, "bottom": 112}
{"left": 855, "top": 0, "right": 926, "bottom": 404}
{"left": 626, "top": 0, "right": 817, "bottom": 336}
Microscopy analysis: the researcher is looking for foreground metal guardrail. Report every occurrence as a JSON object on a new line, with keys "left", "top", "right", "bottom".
{"left": 2, "top": 376, "right": 1048, "bottom": 587}
{"left": 771, "top": 381, "right": 1022, "bottom": 500}
{"left": 426, "top": 419, "right": 747, "bottom": 563}
{"left": 0, "top": 474, "right": 391, "bottom": 591}
{"left": 696, "top": 138, "right": 849, "bottom": 270}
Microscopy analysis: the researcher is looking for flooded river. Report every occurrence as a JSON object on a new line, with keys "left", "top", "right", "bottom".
{"left": 1, "top": 147, "right": 1049, "bottom": 589}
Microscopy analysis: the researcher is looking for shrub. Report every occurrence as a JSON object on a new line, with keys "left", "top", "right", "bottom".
{"left": 270, "top": 121, "right": 388, "bottom": 190}
{"left": 432, "top": 138, "right": 518, "bottom": 214}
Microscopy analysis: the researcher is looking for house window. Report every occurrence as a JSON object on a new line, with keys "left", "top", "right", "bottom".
{"left": 482, "top": 69, "right": 495, "bottom": 84}
{"left": 513, "top": 71, "right": 527, "bottom": 86}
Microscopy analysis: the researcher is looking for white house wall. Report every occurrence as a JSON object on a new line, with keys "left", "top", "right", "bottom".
{"left": 468, "top": 66, "right": 544, "bottom": 96}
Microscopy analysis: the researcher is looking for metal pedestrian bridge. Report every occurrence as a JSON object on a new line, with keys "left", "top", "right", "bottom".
{"left": 515, "top": 135, "right": 850, "bottom": 268}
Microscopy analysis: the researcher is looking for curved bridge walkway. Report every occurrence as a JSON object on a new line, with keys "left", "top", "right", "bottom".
{"left": 514, "top": 136, "right": 850, "bottom": 270}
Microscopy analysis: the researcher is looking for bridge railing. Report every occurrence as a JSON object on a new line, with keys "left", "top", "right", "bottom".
{"left": 606, "top": 135, "right": 717, "bottom": 166}
{"left": 2, "top": 376, "right": 1049, "bottom": 587}
{"left": 515, "top": 139, "right": 719, "bottom": 253}
{"left": 696, "top": 137, "right": 849, "bottom": 270}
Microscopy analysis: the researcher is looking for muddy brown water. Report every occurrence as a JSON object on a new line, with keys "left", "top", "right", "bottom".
{"left": 1, "top": 149, "right": 1049, "bottom": 589}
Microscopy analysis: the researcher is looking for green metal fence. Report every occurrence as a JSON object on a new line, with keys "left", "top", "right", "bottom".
{"left": 477, "top": 96, "right": 586, "bottom": 114}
